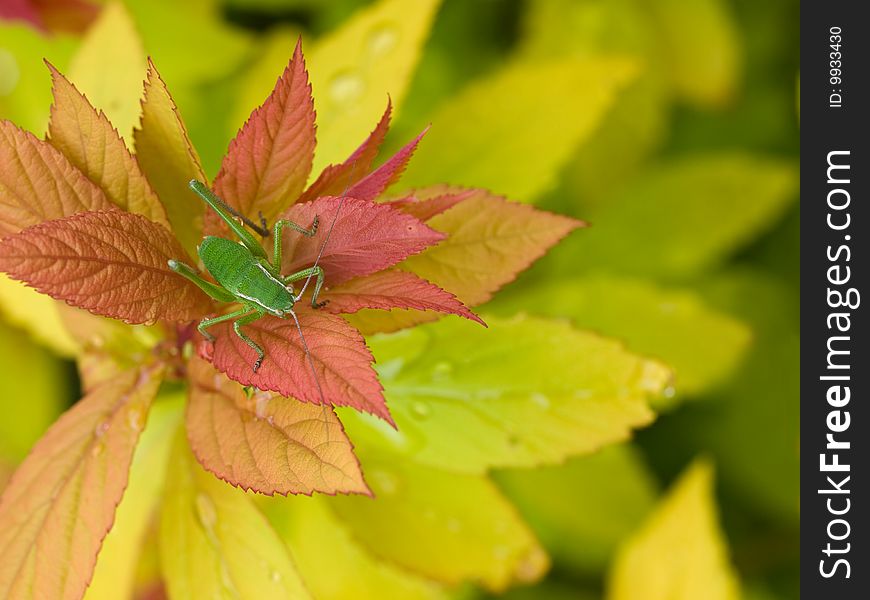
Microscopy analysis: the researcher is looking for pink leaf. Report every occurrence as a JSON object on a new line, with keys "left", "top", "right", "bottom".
{"left": 201, "top": 311, "right": 391, "bottom": 424}
{"left": 322, "top": 270, "right": 485, "bottom": 326}
{"left": 186, "top": 356, "right": 370, "bottom": 496}
{"left": 297, "top": 100, "right": 392, "bottom": 204}
{"left": 213, "top": 38, "right": 316, "bottom": 225}
{"left": 0, "top": 210, "right": 212, "bottom": 324}
{"left": 344, "top": 128, "right": 428, "bottom": 202}
{"left": 390, "top": 186, "right": 476, "bottom": 221}
{"left": 280, "top": 196, "right": 445, "bottom": 286}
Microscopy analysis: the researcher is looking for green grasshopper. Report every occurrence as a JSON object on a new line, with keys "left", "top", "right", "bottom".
{"left": 169, "top": 179, "right": 335, "bottom": 374}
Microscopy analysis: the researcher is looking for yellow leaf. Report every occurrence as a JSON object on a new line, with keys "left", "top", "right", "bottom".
{"left": 85, "top": 393, "right": 183, "bottom": 600}
{"left": 308, "top": 0, "right": 442, "bottom": 174}
{"left": 67, "top": 2, "right": 147, "bottom": 144}
{"left": 343, "top": 315, "right": 667, "bottom": 472}
{"left": 607, "top": 460, "right": 741, "bottom": 600}
{"left": 264, "top": 496, "right": 448, "bottom": 600}
{"left": 160, "top": 430, "right": 312, "bottom": 600}
{"left": 134, "top": 59, "right": 208, "bottom": 259}
{"left": 0, "top": 365, "right": 163, "bottom": 600}
{"left": 644, "top": 0, "right": 741, "bottom": 107}
{"left": 330, "top": 449, "right": 549, "bottom": 591}
{"left": 399, "top": 57, "right": 636, "bottom": 201}
{"left": 0, "top": 274, "right": 78, "bottom": 356}
{"left": 47, "top": 65, "right": 169, "bottom": 227}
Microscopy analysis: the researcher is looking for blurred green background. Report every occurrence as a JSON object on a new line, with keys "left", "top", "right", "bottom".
{"left": 1, "top": 0, "right": 799, "bottom": 598}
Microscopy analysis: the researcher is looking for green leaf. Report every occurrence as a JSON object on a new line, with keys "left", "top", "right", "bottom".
{"left": 496, "top": 444, "right": 658, "bottom": 573}
{"left": 330, "top": 449, "right": 548, "bottom": 591}
{"left": 489, "top": 276, "right": 751, "bottom": 401}
{"left": 645, "top": 0, "right": 741, "bottom": 107}
{"left": 308, "top": 0, "right": 442, "bottom": 174}
{"left": 263, "top": 496, "right": 448, "bottom": 600}
{"left": 607, "top": 460, "right": 741, "bottom": 600}
{"left": 0, "top": 318, "right": 69, "bottom": 461}
{"left": 551, "top": 153, "right": 798, "bottom": 278}
{"left": 341, "top": 315, "right": 668, "bottom": 472}
{"left": 0, "top": 24, "right": 77, "bottom": 134}
{"left": 67, "top": 2, "right": 147, "bottom": 144}
{"left": 398, "top": 57, "right": 636, "bottom": 201}
{"left": 85, "top": 393, "right": 183, "bottom": 600}
{"left": 159, "top": 430, "right": 312, "bottom": 600}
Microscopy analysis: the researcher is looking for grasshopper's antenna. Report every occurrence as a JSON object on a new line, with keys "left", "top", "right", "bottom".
{"left": 288, "top": 309, "right": 326, "bottom": 405}
{"left": 209, "top": 189, "right": 271, "bottom": 237}
{"left": 296, "top": 162, "right": 357, "bottom": 301}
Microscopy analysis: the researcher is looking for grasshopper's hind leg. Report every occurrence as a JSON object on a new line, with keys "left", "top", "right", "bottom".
{"left": 272, "top": 217, "right": 319, "bottom": 273}
{"left": 233, "top": 311, "right": 266, "bottom": 372}
{"left": 169, "top": 260, "right": 237, "bottom": 304}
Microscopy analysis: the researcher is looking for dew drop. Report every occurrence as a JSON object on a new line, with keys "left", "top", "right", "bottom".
{"left": 530, "top": 392, "right": 550, "bottom": 409}
{"left": 329, "top": 70, "right": 365, "bottom": 106}
{"left": 663, "top": 385, "right": 676, "bottom": 399}
{"left": 410, "top": 401, "right": 430, "bottom": 419}
{"left": 370, "top": 469, "right": 399, "bottom": 495}
{"left": 91, "top": 442, "right": 105, "bottom": 457}
{"left": 270, "top": 570, "right": 282, "bottom": 583}
{"left": 128, "top": 408, "right": 144, "bottom": 432}
{"left": 367, "top": 23, "right": 399, "bottom": 57}
{"left": 0, "top": 50, "right": 20, "bottom": 96}
{"left": 90, "top": 335, "right": 106, "bottom": 349}
{"left": 195, "top": 493, "right": 218, "bottom": 532}
{"left": 430, "top": 361, "right": 453, "bottom": 381}
{"left": 255, "top": 393, "right": 270, "bottom": 420}
{"left": 94, "top": 420, "right": 110, "bottom": 438}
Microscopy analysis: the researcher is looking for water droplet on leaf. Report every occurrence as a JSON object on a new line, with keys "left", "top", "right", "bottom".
{"left": 94, "top": 420, "right": 110, "bottom": 438}
{"left": 430, "top": 361, "right": 452, "bottom": 381}
{"left": 195, "top": 493, "right": 218, "bottom": 532}
{"left": 530, "top": 392, "right": 550, "bottom": 409}
{"left": 410, "top": 401, "right": 430, "bottom": 419}
{"left": 367, "top": 23, "right": 399, "bottom": 57}
{"left": 329, "top": 70, "right": 365, "bottom": 107}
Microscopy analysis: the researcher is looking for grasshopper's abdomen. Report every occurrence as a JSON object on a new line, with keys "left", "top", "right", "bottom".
{"left": 199, "top": 236, "right": 295, "bottom": 313}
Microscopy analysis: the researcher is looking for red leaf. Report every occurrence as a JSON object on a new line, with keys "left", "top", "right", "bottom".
{"left": 344, "top": 128, "right": 428, "bottom": 202}
{"left": 202, "top": 311, "right": 391, "bottom": 423}
{"left": 0, "top": 366, "right": 162, "bottom": 600}
{"left": 0, "top": 0, "right": 44, "bottom": 30}
{"left": 297, "top": 100, "right": 392, "bottom": 204}
{"left": 0, "top": 210, "right": 212, "bottom": 324}
{"left": 390, "top": 186, "right": 476, "bottom": 221}
{"left": 322, "top": 270, "right": 485, "bottom": 326}
{"left": 280, "top": 196, "right": 444, "bottom": 286}
{"left": 213, "top": 38, "right": 316, "bottom": 225}
{"left": 186, "top": 356, "right": 370, "bottom": 496}
{"left": 0, "top": 120, "right": 112, "bottom": 237}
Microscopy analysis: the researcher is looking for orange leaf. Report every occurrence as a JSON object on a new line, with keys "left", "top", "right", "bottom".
{"left": 322, "top": 269, "right": 485, "bottom": 326}
{"left": 281, "top": 196, "right": 444, "bottom": 286}
{"left": 297, "top": 100, "right": 392, "bottom": 205}
{"left": 201, "top": 311, "right": 391, "bottom": 424}
{"left": 0, "top": 365, "right": 163, "bottom": 600}
{"left": 390, "top": 186, "right": 474, "bottom": 222}
{"left": 214, "top": 38, "right": 316, "bottom": 225}
{"left": 46, "top": 63, "right": 169, "bottom": 228}
{"left": 0, "top": 120, "right": 112, "bottom": 237}
{"left": 186, "top": 356, "right": 370, "bottom": 496}
{"left": 0, "top": 210, "right": 212, "bottom": 324}
{"left": 134, "top": 59, "right": 207, "bottom": 259}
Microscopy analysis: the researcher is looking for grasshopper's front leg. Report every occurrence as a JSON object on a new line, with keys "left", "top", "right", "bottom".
{"left": 168, "top": 259, "right": 237, "bottom": 303}
{"left": 232, "top": 310, "right": 266, "bottom": 372}
{"left": 271, "top": 216, "right": 319, "bottom": 273}
{"left": 284, "top": 266, "right": 327, "bottom": 308}
{"left": 197, "top": 307, "right": 250, "bottom": 342}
